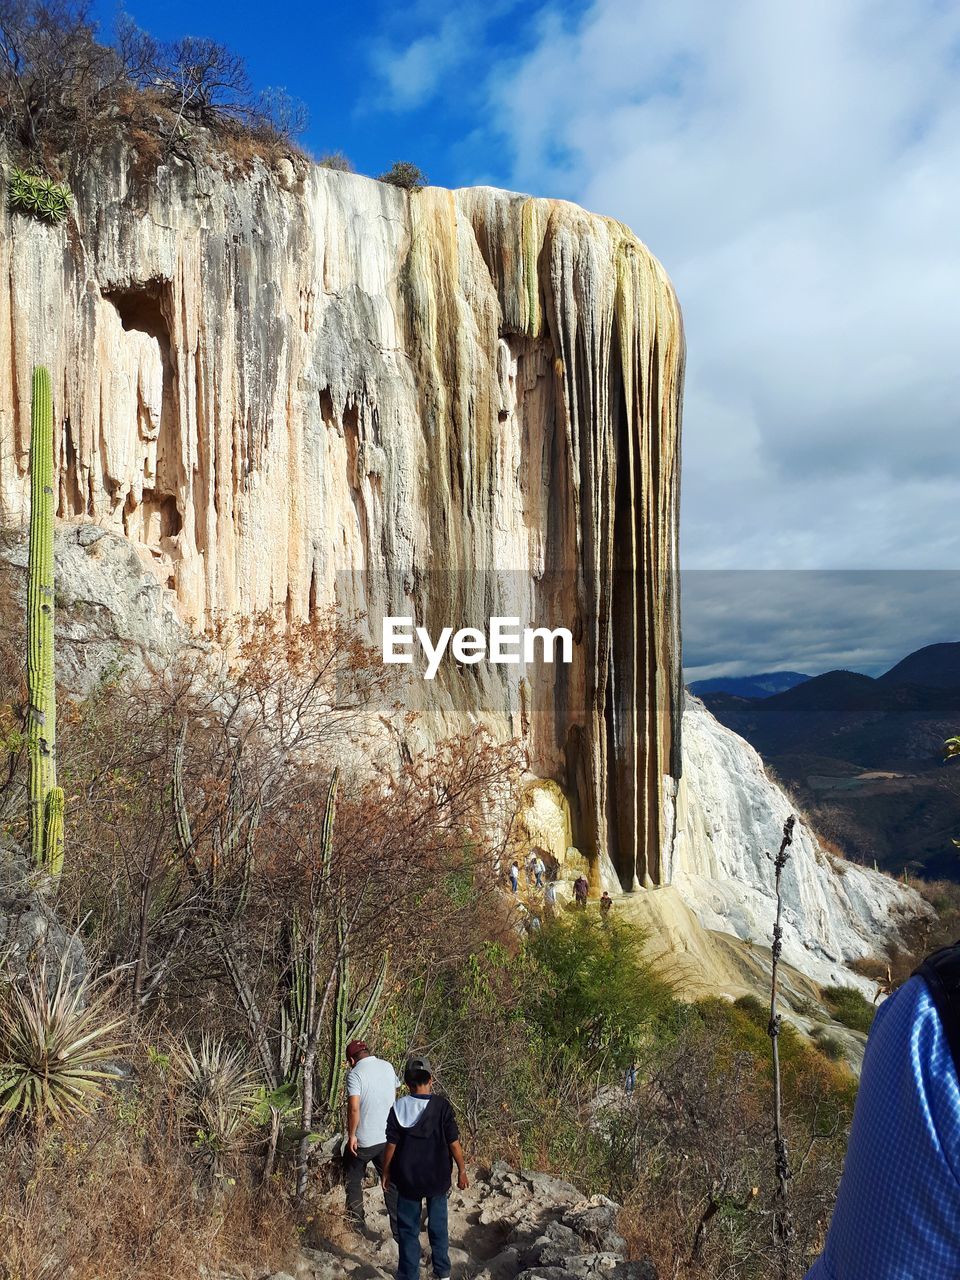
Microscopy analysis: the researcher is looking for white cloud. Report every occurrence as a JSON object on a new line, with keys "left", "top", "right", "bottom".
{"left": 488, "top": 0, "right": 960, "bottom": 569}
{"left": 371, "top": 1, "right": 521, "bottom": 112}
{"left": 681, "top": 570, "right": 960, "bottom": 678}
{"left": 372, "top": 14, "right": 474, "bottom": 110}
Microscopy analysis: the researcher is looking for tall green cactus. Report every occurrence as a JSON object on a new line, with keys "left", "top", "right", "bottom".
{"left": 283, "top": 769, "right": 338, "bottom": 1085}
{"left": 324, "top": 930, "right": 389, "bottom": 1112}
{"left": 26, "top": 366, "right": 63, "bottom": 874}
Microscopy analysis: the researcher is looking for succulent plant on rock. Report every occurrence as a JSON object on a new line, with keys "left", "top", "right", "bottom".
{"left": 8, "top": 168, "right": 72, "bottom": 224}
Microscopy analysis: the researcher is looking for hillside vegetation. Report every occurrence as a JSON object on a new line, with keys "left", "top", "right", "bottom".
{"left": 0, "top": 553, "right": 861, "bottom": 1280}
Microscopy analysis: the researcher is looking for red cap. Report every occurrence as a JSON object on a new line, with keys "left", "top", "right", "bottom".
{"left": 346, "top": 1039, "right": 369, "bottom": 1060}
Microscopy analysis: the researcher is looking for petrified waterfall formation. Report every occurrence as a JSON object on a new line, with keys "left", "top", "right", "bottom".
{"left": 0, "top": 150, "right": 684, "bottom": 890}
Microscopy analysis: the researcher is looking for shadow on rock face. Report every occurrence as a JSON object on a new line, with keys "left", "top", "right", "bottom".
{"left": 0, "top": 843, "right": 86, "bottom": 991}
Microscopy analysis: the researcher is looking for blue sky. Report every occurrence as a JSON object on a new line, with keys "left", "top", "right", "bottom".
{"left": 92, "top": 0, "right": 543, "bottom": 189}
{"left": 91, "top": 1, "right": 960, "bottom": 674}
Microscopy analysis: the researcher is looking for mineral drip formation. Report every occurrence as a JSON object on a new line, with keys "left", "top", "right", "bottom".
{"left": 0, "top": 149, "right": 684, "bottom": 889}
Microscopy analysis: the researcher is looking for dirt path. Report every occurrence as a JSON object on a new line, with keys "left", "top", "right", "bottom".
{"left": 271, "top": 1162, "right": 655, "bottom": 1280}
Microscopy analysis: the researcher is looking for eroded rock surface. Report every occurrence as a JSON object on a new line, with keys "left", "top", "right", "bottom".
{"left": 0, "top": 844, "right": 85, "bottom": 985}
{"left": 671, "top": 694, "right": 928, "bottom": 992}
{"left": 2, "top": 523, "right": 200, "bottom": 694}
{"left": 1, "top": 148, "right": 683, "bottom": 889}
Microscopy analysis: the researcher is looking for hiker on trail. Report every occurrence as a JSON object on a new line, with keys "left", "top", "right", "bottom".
{"left": 533, "top": 853, "right": 546, "bottom": 889}
{"left": 599, "top": 890, "right": 613, "bottom": 922}
{"left": 544, "top": 880, "right": 557, "bottom": 916}
{"left": 624, "top": 1062, "right": 637, "bottom": 1094}
{"left": 509, "top": 861, "right": 520, "bottom": 893}
{"left": 574, "top": 875, "right": 589, "bottom": 909}
{"left": 344, "top": 1039, "right": 400, "bottom": 1240}
{"left": 804, "top": 943, "right": 960, "bottom": 1279}
{"left": 382, "top": 1055, "right": 468, "bottom": 1280}
{"left": 526, "top": 852, "right": 538, "bottom": 886}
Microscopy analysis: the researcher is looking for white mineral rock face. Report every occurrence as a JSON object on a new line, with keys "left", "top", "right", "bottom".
{"left": 671, "top": 695, "right": 925, "bottom": 991}
{"left": 0, "top": 147, "right": 922, "bottom": 984}
{"left": 0, "top": 147, "right": 683, "bottom": 890}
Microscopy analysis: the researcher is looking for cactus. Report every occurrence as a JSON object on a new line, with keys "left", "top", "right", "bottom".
{"left": 43, "top": 784, "right": 64, "bottom": 877}
{"left": 282, "top": 769, "right": 338, "bottom": 1084}
{"left": 171, "top": 719, "right": 276, "bottom": 1087}
{"left": 323, "top": 928, "right": 389, "bottom": 1112}
{"left": 26, "top": 366, "right": 61, "bottom": 872}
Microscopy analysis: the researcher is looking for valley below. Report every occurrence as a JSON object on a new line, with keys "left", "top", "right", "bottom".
{"left": 699, "top": 643, "right": 960, "bottom": 880}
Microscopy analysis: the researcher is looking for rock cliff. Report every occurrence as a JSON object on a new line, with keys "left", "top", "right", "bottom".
{"left": 3, "top": 147, "right": 686, "bottom": 890}
{"left": 670, "top": 694, "right": 925, "bottom": 992}
{"left": 0, "top": 147, "right": 684, "bottom": 890}
{"left": 0, "top": 148, "right": 922, "bottom": 991}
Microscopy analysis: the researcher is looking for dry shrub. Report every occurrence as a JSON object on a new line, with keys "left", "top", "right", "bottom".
{"left": 0, "top": 554, "right": 27, "bottom": 834}
{"left": 0, "top": 1, "right": 307, "bottom": 176}
{"left": 598, "top": 999, "right": 854, "bottom": 1280}
{"left": 853, "top": 878, "right": 960, "bottom": 991}
{"left": 213, "top": 125, "right": 297, "bottom": 176}
{"left": 317, "top": 151, "right": 353, "bottom": 172}
{"left": 0, "top": 1070, "right": 297, "bottom": 1280}
{"left": 42, "top": 600, "right": 526, "bottom": 1215}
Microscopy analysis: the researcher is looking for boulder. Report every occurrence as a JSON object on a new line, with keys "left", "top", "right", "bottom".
{"left": 563, "top": 1196, "right": 628, "bottom": 1255}
{"left": 0, "top": 844, "right": 86, "bottom": 987}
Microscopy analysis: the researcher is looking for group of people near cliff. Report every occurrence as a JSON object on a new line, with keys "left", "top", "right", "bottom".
{"left": 508, "top": 858, "right": 614, "bottom": 922}
{"left": 343, "top": 1038, "right": 467, "bottom": 1280}
{"left": 509, "top": 852, "right": 547, "bottom": 891}
{"left": 507, "top": 854, "right": 613, "bottom": 920}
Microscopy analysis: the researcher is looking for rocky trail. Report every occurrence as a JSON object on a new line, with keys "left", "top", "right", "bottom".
{"left": 264, "top": 1163, "right": 655, "bottom": 1280}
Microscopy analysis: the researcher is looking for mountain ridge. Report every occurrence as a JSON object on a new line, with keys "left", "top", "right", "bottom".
{"left": 687, "top": 670, "right": 810, "bottom": 698}
{"left": 700, "top": 640, "right": 960, "bottom": 877}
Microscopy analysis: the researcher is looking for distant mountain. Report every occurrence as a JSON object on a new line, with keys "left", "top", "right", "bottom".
{"left": 699, "top": 642, "right": 960, "bottom": 879}
{"left": 878, "top": 642, "right": 960, "bottom": 689}
{"left": 687, "top": 671, "right": 811, "bottom": 699}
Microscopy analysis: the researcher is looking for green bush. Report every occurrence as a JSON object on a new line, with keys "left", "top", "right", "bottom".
{"left": 524, "top": 914, "right": 672, "bottom": 1071}
{"left": 377, "top": 160, "right": 427, "bottom": 192}
{"left": 810, "top": 1026, "right": 845, "bottom": 1061}
{"left": 727, "top": 995, "right": 858, "bottom": 1104}
{"left": 822, "top": 985, "right": 875, "bottom": 1034}
{"left": 7, "top": 168, "right": 72, "bottom": 223}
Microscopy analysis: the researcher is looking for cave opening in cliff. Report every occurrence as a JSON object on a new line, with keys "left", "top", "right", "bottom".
{"left": 103, "top": 281, "right": 183, "bottom": 586}
{"left": 105, "top": 284, "right": 164, "bottom": 340}
{"left": 125, "top": 489, "right": 181, "bottom": 542}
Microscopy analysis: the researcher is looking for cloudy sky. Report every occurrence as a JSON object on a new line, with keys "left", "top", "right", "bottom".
{"left": 96, "top": 0, "right": 960, "bottom": 673}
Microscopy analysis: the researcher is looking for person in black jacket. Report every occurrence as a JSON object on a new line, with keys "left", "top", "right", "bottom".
{"left": 382, "top": 1055, "right": 468, "bottom": 1280}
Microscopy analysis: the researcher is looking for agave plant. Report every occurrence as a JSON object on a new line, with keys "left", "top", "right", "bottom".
{"left": 173, "top": 1033, "right": 258, "bottom": 1176}
{"left": 7, "top": 168, "right": 72, "bottom": 224}
{"left": 0, "top": 958, "right": 123, "bottom": 1126}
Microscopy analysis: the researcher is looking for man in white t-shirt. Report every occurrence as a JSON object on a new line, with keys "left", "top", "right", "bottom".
{"left": 345, "top": 1039, "right": 400, "bottom": 1239}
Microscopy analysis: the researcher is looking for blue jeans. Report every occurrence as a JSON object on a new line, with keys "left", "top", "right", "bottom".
{"left": 396, "top": 1192, "right": 450, "bottom": 1279}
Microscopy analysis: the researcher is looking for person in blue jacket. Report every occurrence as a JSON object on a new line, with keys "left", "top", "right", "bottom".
{"left": 805, "top": 967, "right": 960, "bottom": 1279}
